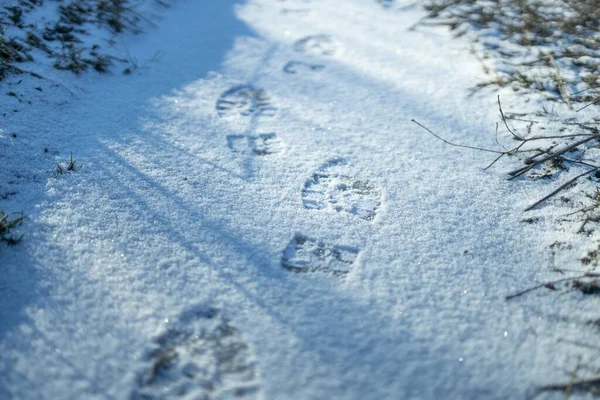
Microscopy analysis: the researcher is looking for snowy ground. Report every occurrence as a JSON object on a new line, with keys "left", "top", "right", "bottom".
{"left": 2, "top": 0, "right": 600, "bottom": 399}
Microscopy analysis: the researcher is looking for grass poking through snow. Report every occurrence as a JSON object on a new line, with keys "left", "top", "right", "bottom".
{"left": 54, "top": 152, "right": 77, "bottom": 177}
{"left": 414, "top": 1, "right": 600, "bottom": 395}
{"left": 416, "top": 0, "right": 600, "bottom": 255}
{"left": 0, "top": 210, "right": 26, "bottom": 246}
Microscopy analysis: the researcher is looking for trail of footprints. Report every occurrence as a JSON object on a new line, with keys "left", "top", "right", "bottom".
{"left": 132, "top": 308, "right": 261, "bottom": 400}
{"left": 212, "top": 15, "right": 378, "bottom": 274}
{"left": 136, "top": 8, "right": 383, "bottom": 397}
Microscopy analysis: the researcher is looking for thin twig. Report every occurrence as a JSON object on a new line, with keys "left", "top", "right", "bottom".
{"left": 558, "top": 338, "right": 600, "bottom": 351}
{"left": 539, "top": 377, "right": 600, "bottom": 395}
{"left": 411, "top": 119, "right": 505, "bottom": 154}
{"left": 571, "top": 84, "right": 600, "bottom": 96}
{"left": 520, "top": 133, "right": 597, "bottom": 140}
{"left": 576, "top": 96, "right": 600, "bottom": 112}
{"left": 570, "top": 123, "right": 599, "bottom": 134}
{"left": 412, "top": 118, "right": 598, "bottom": 178}
{"left": 524, "top": 167, "right": 599, "bottom": 212}
{"left": 564, "top": 359, "right": 581, "bottom": 400}
{"left": 498, "top": 95, "right": 522, "bottom": 140}
{"left": 507, "top": 117, "right": 540, "bottom": 123}
{"left": 508, "top": 135, "right": 599, "bottom": 179}
{"left": 545, "top": 51, "right": 572, "bottom": 109}
{"left": 524, "top": 145, "right": 557, "bottom": 165}
{"left": 558, "top": 156, "right": 598, "bottom": 170}
{"left": 494, "top": 122, "right": 504, "bottom": 149}
{"left": 505, "top": 275, "right": 586, "bottom": 300}
{"left": 484, "top": 152, "right": 506, "bottom": 170}
{"left": 506, "top": 272, "right": 600, "bottom": 300}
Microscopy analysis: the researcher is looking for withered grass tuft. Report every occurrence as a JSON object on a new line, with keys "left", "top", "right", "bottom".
{"left": 0, "top": 210, "right": 26, "bottom": 246}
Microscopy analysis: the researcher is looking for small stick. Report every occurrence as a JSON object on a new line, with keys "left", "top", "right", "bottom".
{"left": 525, "top": 145, "right": 557, "bottom": 164}
{"left": 506, "top": 272, "right": 600, "bottom": 300}
{"left": 558, "top": 338, "right": 600, "bottom": 351}
{"left": 524, "top": 167, "right": 598, "bottom": 212}
{"left": 508, "top": 135, "right": 599, "bottom": 179}
{"left": 538, "top": 377, "right": 600, "bottom": 395}
{"left": 570, "top": 123, "right": 599, "bottom": 134}
{"left": 576, "top": 97, "right": 600, "bottom": 112}
{"left": 494, "top": 122, "right": 504, "bottom": 149}
{"left": 578, "top": 215, "right": 600, "bottom": 234}
{"left": 520, "top": 133, "right": 597, "bottom": 140}
{"left": 411, "top": 119, "right": 505, "bottom": 154}
{"left": 557, "top": 156, "right": 598, "bottom": 169}
{"left": 507, "top": 117, "right": 540, "bottom": 123}
{"left": 571, "top": 84, "right": 600, "bottom": 96}
{"left": 498, "top": 95, "right": 523, "bottom": 140}
{"left": 545, "top": 51, "right": 572, "bottom": 109}
{"left": 412, "top": 119, "right": 597, "bottom": 175}
{"left": 564, "top": 359, "right": 581, "bottom": 400}
{"left": 505, "top": 275, "right": 586, "bottom": 300}
{"left": 483, "top": 152, "right": 507, "bottom": 170}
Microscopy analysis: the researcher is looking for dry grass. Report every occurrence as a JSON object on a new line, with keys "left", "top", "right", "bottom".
{"left": 0, "top": 210, "right": 26, "bottom": 246}
{"left": 420, "top": 0, "right": 600, "bottom": 104}
{"left": 417, "top": 0, "right": 600, "bottom": 231}
{"left": 416, "top": 1, "right": 600, "bottom": 395}
{"left": 0, "top": 0, "right": 167, "bottom": 80}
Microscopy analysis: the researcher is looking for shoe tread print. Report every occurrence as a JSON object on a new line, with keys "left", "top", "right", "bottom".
{"left": 227, "top": 133, "right": 283, "bottom": 156}
{"left": 302, "top": 158, "right": 381, "bottom": 221}
{"left": 216, "top": 85, "right": 275, "bottom": 118}
{"left": 132, "top": 308, "right": 261, "bottom": 400}
{"left": 281, "top": 234, "right": 359, "bottom": 276}
{"left": 293, "top": 35, "right": 338, "bottom": 56}
{"left": 376, "top": 0, "right": 394, "bottom": 8}
{"left": 283, "top": 61, "right": 325, "bottom": 74}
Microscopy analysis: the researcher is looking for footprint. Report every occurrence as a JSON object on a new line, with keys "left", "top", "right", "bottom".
{"left": 283, "top": 61, "right": 325, "bottom": 74}
{"left": 281, "top": 9, "right": 310, "bottom": 16}
{"left": 216, "top": 85, "right": 275, "bottom": 118}
{"left": 281, "top": 234, "right": 359, "bottom": 276}
{"left": 302, "top": 158, "right": 381, "bottom": 221}
{"left": 293, "top": 35, "right": 338, "bottom": 56}
{"left": 375, "top": 0, "right": 396, "bottom": 7}
{"left": 132, "top": 308, "right": 261, "bottom": 400}
{"left": 227, "top": 133, "right": 284, "bottom": 156}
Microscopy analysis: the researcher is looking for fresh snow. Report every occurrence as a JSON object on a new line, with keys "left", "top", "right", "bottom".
{"left": 1, "top": 0, "right": 599, "bottom": 399}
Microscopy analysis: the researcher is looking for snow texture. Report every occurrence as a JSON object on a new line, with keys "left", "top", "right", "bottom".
{"left": 1, "top": 0, "right": 599, "bottom": 399}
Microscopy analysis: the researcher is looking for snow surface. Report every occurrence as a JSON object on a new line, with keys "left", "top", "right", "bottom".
{"left": 2, "top": 0, "right": 600, "bottom": 399}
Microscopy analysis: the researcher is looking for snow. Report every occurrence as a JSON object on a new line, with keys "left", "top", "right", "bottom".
{"left": 1, "top": 0, "right": 599, "bottom": 399}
